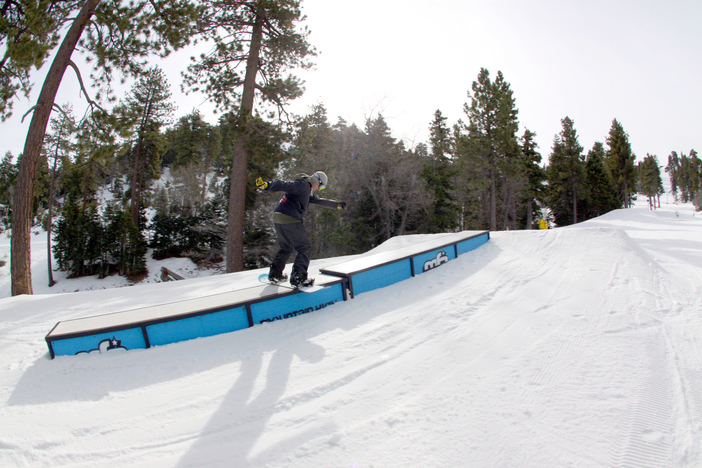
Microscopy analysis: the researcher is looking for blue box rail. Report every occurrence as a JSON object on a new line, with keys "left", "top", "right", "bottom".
{"left": 45, "top": 231, "right": 489, "bottom": 358}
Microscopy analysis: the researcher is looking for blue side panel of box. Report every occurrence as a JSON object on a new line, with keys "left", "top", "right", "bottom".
{"left": 412, "top": 247, "right": 457, "bottom": 276}
{"left": 350, "top": 258, "right": 412, "bottom": 296}
{"left": 51, "top": 327, "right": 147, "bottom": 357}
{"left": 146, "top": 306, "right": 250, "bottom": 347}
{"left": 250, "top": 283, "right": 344, "bottom": 325}
{"left": 456, "top": 232, "right": 489, "bottom": 255}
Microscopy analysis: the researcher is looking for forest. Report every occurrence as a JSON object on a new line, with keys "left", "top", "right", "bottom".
{"left": 1, "top": 1, "right": 701, "bottom": 292}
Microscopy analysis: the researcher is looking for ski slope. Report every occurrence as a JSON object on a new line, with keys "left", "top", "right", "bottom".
{"left": 1, "top": 197, "right": 701, "bottom": 467}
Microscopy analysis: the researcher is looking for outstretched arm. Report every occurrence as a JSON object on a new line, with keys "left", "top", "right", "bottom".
{"left": 310, "top": 195, "right": 346, "bottom": 210}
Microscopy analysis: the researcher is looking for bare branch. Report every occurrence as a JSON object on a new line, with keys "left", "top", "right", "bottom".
{"left": 66, "top": 59, "right": 104, "bottom": 112}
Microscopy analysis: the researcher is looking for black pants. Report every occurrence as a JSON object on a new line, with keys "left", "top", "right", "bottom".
{"left": 270, "top": 222, "right": 311, "bottom": 280}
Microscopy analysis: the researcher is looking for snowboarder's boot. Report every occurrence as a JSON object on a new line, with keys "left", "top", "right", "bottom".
{"left": 268, "top": 272, "right": 288, "bottom": 284}
{"left": 290, "top": 272, "right": 314, "bottom": 288}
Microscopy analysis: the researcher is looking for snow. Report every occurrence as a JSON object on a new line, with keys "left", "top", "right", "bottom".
{"left": 1, "top": 196, "right": 702, "bottom": 467}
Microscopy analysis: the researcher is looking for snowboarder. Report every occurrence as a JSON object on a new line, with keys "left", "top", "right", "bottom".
{"left": 256, "top": 171, "right": 346, "bottom": 287}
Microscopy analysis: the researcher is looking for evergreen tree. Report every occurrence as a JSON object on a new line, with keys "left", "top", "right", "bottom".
{"left": 521, "top": 129, "right": 546, "bottom": 229}
{"left": 10, "top": 0, "right": 201, "bottom": 295}
{"left": 0, "top": 0, "right": 78, "bottom": 120}
{"left": 0, "top": 152, "right": 18, "bottom": 231}
{"left": 667, "top": 150, "right": 701, "bottom": 203}
{"left": 582, "top": 142, "right": 620, "bottom": 219}
{"left": 421, "top": 110, "right": 459, "bottom": 233}
{"left": 149, "top": 202, "right": 225, "bottom": 263}
{"left": 547, "top": 117, "right": 585, "bottom": 226}
{"left": 639, "top": 154, "right": 663, "bottom": 210}
{"left": 163, "top": 111, "right": 221, "bottom": 205}
{"left": 103, "top": 205, "right": 147, "bottom": 277}
{"left": 605, "top": 119, "right": 636, "bottom": 208}
{"left": 457, "top": 68, "right": 520, "bottom": 231}
{"left": 120, "top": 66, "right": 174, "bottom": 225}
{"left": 287, "top": 104, "right": 335, "bottom": 173}
{"left": 429, "top": 110, "right": 453, "bottom": 160}
{"left": 218, "top": 110, "right": 287, "bottom": 211}
{"left": 53, "top": 200, "right": 103, "bottom": 277}
{"left": 71, "top": 116, "right": 115, "bottom": 211}
{"left": 666, "top": 151, "right": 680, "bottom": 200}
{"left": 43, "top": 105, "right": 77, "bottom": 286}
{"left": 184, "top": 0, "right": 316, "bottom": 273}
{"left": 689, "top": 149, "right": 701, "bottom": 203}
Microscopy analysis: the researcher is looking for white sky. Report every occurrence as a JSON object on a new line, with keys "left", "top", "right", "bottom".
{"left": 1, "top": 0, "right": 700, "bottom": 164}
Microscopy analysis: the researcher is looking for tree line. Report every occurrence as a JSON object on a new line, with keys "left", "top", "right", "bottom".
{"left": 2, "top": 65, "right": 699, "bottom": 287}
{"left": 1, "top": 1, "right": 699, "bottom": 294}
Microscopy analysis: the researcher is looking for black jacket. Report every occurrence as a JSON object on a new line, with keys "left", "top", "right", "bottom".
{"left": 266, "top": 178, "right": 339, "bottom": 221}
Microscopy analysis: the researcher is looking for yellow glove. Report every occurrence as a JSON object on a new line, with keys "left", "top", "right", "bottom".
{"left": 255, "top": 177, "right": 268, "bottom": 190}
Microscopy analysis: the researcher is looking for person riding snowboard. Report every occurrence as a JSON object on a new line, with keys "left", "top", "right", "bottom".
{"left": 256, "top": 171, "right": 346, "bottom": 287}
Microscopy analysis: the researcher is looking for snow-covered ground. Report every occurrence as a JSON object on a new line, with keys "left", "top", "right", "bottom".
{"left": 1, "top": 196, "right": 701, "bottom": 467}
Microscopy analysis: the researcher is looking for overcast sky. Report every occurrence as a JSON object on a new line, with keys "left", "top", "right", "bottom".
{"left": 2, "top": 0, "right": 700, "bottom": 165}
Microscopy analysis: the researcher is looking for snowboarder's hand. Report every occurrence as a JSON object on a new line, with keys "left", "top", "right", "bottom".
{"left": 337, "top": 201, "right": 347, "bottom": 210}
{"left": 255, "top": 177, "right": 268, "bottom": 190}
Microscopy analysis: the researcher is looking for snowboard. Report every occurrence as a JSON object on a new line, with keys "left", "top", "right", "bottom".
{"left": 257, "top": 274, "right": 326, "bottom": 293}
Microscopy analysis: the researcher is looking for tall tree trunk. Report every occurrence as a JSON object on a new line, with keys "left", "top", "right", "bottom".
{"left": 47, "top": 143, "right": 60, "bottom": 287}
{"left": 11, "top": 0, "right": 100, "bottom": 296}
{"left": 83, "top": 157, "right": 93, "bottom": 211}
{"left": 226, "top": 12, "right": 263, "bottom": 273}
{"left": 131, "top": 98, "right": 153, "bottom": 225}
{"left": 131, "top": 138, "right": 143, "bottom": 225}
{"left": 489, "top": 166, "right": 497, "bottom": 231}
{"left": 200, "top": 162, "right": 208, "bottom": 205}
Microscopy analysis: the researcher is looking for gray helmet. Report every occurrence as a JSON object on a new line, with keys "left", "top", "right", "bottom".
{"left": 311, "top": 171, "right": 328, "bottom": 189}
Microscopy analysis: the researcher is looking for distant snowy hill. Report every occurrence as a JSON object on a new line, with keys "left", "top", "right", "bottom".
{"left": 1, "top": 196, "right": 701, "bottom": 467}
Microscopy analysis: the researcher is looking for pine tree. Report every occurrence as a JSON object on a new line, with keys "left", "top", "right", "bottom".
{"left": 288, "top": 104, "right": 335, "bottom": 173}
{"left": 0, "top": 152, "right": 18, "bottom": 230}
{"left": 666, "top": 151, "right": 680, "bottom": 200}
{"left": 0, "top": 0, "right": 77, "bottom": 120}
{"left": 667, "top": 150, "right": 701, "bottom": 203}
{"left": 9, "top": 0, "right": 201, "bottom": 295}
{"left": 690, "top": 149, "right": 701, "bottom": 202}
{"left": 164, "top": 111, "right": 221, "bottom": 205}
{"left": 120, "top": 66, "right": 174, "bottom": 225}
{"left": 605, "top": 119, "right": 636, "bottom": 208}
{"left": 547, "top": 117, "right": 585, "bottom": 226}
{"left": 457, "top": 68, "right": 520, "bottom": 231}
{"left": 103, "top": 205, "right": 147, "bottom": 277}
{"left": 639, "top": 154, "right": 663, "bottom": 210}
{"left": 421, "top": 110, "right": 459, "bottom": 233}
{"left": 72, "top": 115, "right": 116, "bottom": 211}
{"left": 53, "top": 200, "right": 103, "bottom": 278}
{"left": 184, "top": 0, "right": 316, "bottom": 273}
{"left": 521, "top": 129, "right": 546, "bottom": 229}
{"left": 582, "top": 142, "right": 620, "bottom": 219}
{"left": 43, "top": 105, "right": 77, "bottom": 286}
